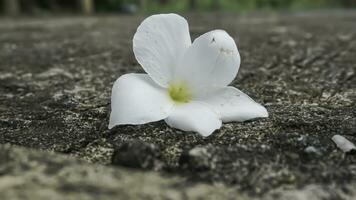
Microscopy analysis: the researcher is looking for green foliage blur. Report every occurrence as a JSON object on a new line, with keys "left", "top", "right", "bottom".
{"left": 1, "top": 0, "right": 356, "bottom": 15}
{"left": 138, "top": 0, "right": 356, "bottom": 13}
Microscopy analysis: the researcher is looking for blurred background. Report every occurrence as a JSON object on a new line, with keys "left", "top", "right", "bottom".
{"left": 1, "top": 0, "right": 356, "bottom": 16}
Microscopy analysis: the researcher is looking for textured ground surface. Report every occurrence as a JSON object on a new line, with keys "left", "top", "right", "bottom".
{"left": 0, "top": 11, "right": 355, "bottom": 199}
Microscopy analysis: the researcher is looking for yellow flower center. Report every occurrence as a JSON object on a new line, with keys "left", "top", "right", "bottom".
{"left": 168, "top": 81, "right": 192, "bottom": 103}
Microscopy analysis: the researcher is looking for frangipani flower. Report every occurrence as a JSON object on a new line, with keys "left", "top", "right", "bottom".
{"left": 109, "top": 13, "right": 268, "bottom": 136}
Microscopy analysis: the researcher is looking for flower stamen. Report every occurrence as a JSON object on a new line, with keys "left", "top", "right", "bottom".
{"left": 168, "top": 81, "right": 192, "bottom": 103}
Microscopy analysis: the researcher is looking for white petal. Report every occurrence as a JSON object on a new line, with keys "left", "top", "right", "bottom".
{"left": 133, "top": 14, "right": 191, "bottom": 87}
{"left": 197, "top": 86, "right": 268, "bottom": 122}
{"left": 165, "top": 101, "right": 222, "bottom": 137}
{"left": 109, "top": 73, "right": 173, "bottom": 128}
{"left": 175, "top": 30, "right": 240, "bottom": 91}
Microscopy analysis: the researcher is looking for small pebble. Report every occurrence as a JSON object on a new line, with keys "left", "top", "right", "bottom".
{"left": 304, "top": 146, "right": 321, "bottom": 156}
{"left": 332, "top": 135, "right": 356, "bottom": 153}
{"left": 179, "top": 146, "right": 213, "bottom": 171}
{"left": 111, "top": 140, "right": 162, "bottom": 169}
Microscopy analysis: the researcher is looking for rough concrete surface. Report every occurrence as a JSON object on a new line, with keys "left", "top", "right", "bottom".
{"left": 0, "top": 11, "right": 355, "bottom": 199}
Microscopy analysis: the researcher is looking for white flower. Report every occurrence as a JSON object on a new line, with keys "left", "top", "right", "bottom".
{"left": 109, "top": 13, "right": 268, "bottom": 136}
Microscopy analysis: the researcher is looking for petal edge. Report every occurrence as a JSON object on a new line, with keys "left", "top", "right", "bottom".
{"left": 164, "top": 101, "right": 222, "bottom": 137}
{"left": 175, "top": 30, "right": 240, "bottom": 92}
{"left": 197, "top": 86, "right": 268, "bottom": 122}
{"left": 133, "top": 14, "right": 191, "bottom": 87}
{"left": 109, "top": 73, "right": 174, "bottom": 129}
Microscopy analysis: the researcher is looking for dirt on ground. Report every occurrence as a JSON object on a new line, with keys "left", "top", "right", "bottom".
{"left": 0, "top": 11, "right": 355, "bottom": 199}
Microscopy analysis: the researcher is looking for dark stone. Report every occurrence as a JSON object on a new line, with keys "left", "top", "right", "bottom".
{"left": 111, "top": 140, "right": 162, "bottom": 169}
{"left": 179, "top": 146, "right": 213, "bottom": 171}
